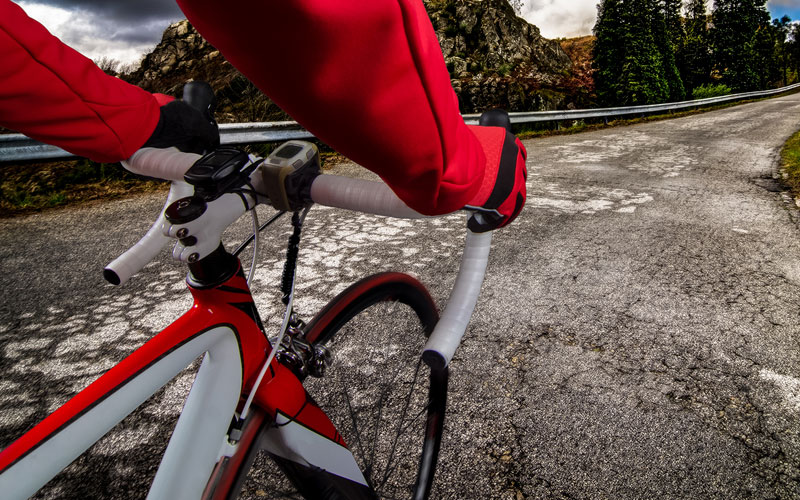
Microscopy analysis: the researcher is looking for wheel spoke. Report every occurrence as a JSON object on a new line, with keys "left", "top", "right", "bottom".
{"left": 377, "top": 360, "right": 424, "bottom": 490}
{"left": 342, "top": 383, "right": 371, "bottom": 481}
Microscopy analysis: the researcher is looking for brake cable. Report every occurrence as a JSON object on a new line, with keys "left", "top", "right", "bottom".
{"left": 238, "top": 206, "right": 311, "bottom": 422}
{"left": 232, "top": 211, "right": 288, "bottom": 257}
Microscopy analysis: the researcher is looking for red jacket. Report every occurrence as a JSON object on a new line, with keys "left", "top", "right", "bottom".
{"left": 1, "top": 0, "right": 505, "bottom": 216}
{"left": 0, "top": 0, "right": 161, "bottom": 163}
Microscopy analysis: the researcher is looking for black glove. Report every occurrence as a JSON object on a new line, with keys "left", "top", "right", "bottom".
{"left": 143, "top": 85, "right": 219, "bottom": 154}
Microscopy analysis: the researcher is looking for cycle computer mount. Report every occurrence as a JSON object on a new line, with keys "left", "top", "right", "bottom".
{"left": 184, "top": 147, "right": 255, "bottom": 201}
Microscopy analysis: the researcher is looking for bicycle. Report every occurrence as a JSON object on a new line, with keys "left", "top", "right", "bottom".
{"left": 0, "top": 87, "right": 498, "bottom": 499}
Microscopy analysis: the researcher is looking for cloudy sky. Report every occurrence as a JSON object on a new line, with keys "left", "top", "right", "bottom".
{"left": 16, "top": 0, "right": 800, "bottom": 65}
{"left": 524, "top": 0, "right": 800, "bottom": 39}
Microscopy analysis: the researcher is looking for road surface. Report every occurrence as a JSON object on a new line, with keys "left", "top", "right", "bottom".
{"left": 2, "top": 93, "right": 800, "bottom": 499}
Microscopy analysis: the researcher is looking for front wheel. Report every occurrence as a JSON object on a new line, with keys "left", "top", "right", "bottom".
{"left": 293, "top": 272, "right": 448, "bottom": 499}
{"left": 204, "top": 272, "right": 448, "bottom": 500}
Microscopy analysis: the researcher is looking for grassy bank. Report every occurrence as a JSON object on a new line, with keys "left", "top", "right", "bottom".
{"left": 0, "top": 160, "right": 165, "bottom": 218}
{"left": 781, "top": 129, "right": 800, "bottom": 201}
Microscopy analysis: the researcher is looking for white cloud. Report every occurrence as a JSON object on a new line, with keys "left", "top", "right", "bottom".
{"left": 17, "top": 2, "right": 71, "bottom": 31}
{"left": 521, "top": 0, "right": 599, "bottom": 39}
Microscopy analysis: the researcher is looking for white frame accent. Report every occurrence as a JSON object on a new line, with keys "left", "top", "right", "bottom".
{"left": 260, "top": 412, "right": 368, "bottom": 487}
{"left": 0, "top": 326, "right": 242, "bottom": 500}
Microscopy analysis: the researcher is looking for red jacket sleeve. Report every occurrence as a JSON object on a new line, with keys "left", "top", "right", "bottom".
{"left": 0, "top": 0, "right": 161, "bottom": 163}
{"left": 178, "top": 0, "right": 487, "bottom": 215}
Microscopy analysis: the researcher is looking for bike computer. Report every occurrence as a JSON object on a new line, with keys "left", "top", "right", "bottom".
{"left": 266, "top": 141, "right": 318, "bottom": 170}
{"left": 262, "top": 141, "right": 320, "bottom": 211}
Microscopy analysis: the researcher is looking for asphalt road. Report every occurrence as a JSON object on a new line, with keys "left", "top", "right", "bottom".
{"left": 2, "top": 93, "right": 800, "bottom": 499}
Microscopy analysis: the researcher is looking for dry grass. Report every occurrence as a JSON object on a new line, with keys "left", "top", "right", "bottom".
{"left": 559, "top": 35, "right": 595, "bottom": 95}
{"left": 780, "top": 129, "right": 800, "bottom": 201}
{"left": 0, "top": 160, "right": 165, "bottom": 218}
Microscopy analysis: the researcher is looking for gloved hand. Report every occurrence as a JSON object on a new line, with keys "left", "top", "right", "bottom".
{"left": 142, "top": 86, "right": 219, "bottom": 155}
{"left": 464, "top": 109, "right": 527, "bottom": 233}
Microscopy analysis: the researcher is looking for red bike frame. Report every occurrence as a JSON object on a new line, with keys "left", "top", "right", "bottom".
{"left": 0, "top": 261, "right": 346, "bottom": 497}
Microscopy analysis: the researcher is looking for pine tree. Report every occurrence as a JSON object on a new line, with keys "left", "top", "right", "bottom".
{"left": 752, "top": 21, "right": 780, "bottom": 89}
{"left": 593, "top": 0, "right": 672, "bottom": 106}
{"left": 791, "top": 23, "right": 800, "bottom": 80}
{"left": 593, "top": 0, "right": 626, "bottom": 106}
{"left": 711, "top": 0, "right": 771, "bottom": 91}
{"left": 680, "top": 0, "right": 711, "bottom": 94}
{"left": 656, "top": 0, "right": 686, "bottom": 101}
{"left": 662, "top": 0, "right": 684, "bottom": 51}
{"left": 772, "top": 16, "right": 792, "bottom": 86}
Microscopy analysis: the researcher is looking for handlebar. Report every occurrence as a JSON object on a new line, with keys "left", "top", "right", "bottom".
{"left": 103, "top": 180, "right": 194, "bottom": 285}
{"left": 114, "top": 145, "right": 491, "bottom": 368}
{"left": 122, "top": 149, "right": 200, "bottom": 182}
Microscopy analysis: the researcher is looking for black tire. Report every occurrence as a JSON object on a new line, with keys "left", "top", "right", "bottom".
{"left": 204, "top": 272, "right": 447, "bottom": 500}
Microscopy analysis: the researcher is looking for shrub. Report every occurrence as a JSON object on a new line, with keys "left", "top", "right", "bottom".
{"left": 692, "top": 83, "right": 732, "bottom": 100}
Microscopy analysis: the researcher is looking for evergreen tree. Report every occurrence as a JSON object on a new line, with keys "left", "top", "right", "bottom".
{"left": 593, "top": 0, "right": 626, "bottom": 106}
{"left": 656, "top": 0, "right": 686, "bottom": 101}
{"left": 772, "top": 16, "right": 792, "bottom": 86}
{"left": 752, "top": 20, "right": 780, "bottom": 89}
{"left": 593, "top": 0, "right": 672, "bottom": 105}
{"left": 710, "top": 0, "right": 771, "bottom": 91}
{"left": 680, "top": 0, "right": 712, "bottom": 94}
{"left": 791, "top": 24, "right": 800, "bottom": 79}
{"left": 662, "top": 0, "right": 684, "bottom": 51}
{"left": 620, "top": 0, "right": 670, "bottom": 104}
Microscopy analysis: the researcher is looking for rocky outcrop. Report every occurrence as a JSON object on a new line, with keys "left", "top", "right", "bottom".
{"left": 427, "top": 0, "right": 570, "bottom": 80}
{"left": 126, "top": 20, "right": 288, "bottom": 123}
{"left": 425, "top": 0, "right": 575, "bottom": 112}
{"left": 127, "top": 2, "right": 583, "bottom": 121}
{"left": 138, "top": 21, "right": 214, "bottom": 80}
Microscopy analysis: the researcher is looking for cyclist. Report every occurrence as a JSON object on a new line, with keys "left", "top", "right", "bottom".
{"left": 0, "top": 0, "right": 526, "bottom": 232}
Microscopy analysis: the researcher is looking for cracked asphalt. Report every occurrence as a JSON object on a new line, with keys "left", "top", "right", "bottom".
{"left": 2, "top": 93, "right": 800, "bottom": 499}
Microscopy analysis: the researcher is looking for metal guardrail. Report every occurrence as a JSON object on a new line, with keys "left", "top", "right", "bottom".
{"left": 3, "top": 83, "right": 799, "bottom": 164}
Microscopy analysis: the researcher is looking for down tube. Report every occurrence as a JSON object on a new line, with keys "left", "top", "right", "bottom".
{"left": 0, "top": 325, "right": 242, "bottom": 500}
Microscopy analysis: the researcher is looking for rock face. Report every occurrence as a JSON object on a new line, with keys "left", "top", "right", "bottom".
{"left": 425, "top": 0, "right": 575, "bottom": 112}
{"left": 127, "top": 2, "right": 581, "bottom": 121}
{"left": 126, "top": 20, "right": 288, "bottom": 123}
{"left": 136, "top": 21, "right": 216, "bottom": 83}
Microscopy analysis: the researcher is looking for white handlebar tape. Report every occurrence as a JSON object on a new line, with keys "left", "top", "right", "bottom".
{"left": 113, "top": 148, "right": 492, "bottom": 367}
{"left": 310, "top": 175, "right": 425, "bottom": 219}
{"left": 104, "top": 182, "right": 194, "bottom": 285}
{"left": 422, "top": 230, "right": 493, "bottom": 369}
{"left": 122, "top": 148, "right": 200, "bottom": 181}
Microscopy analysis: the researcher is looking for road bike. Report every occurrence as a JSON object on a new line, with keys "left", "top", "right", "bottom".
{"left": 0, "top": 88, "right": 498, "bottom": 499}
